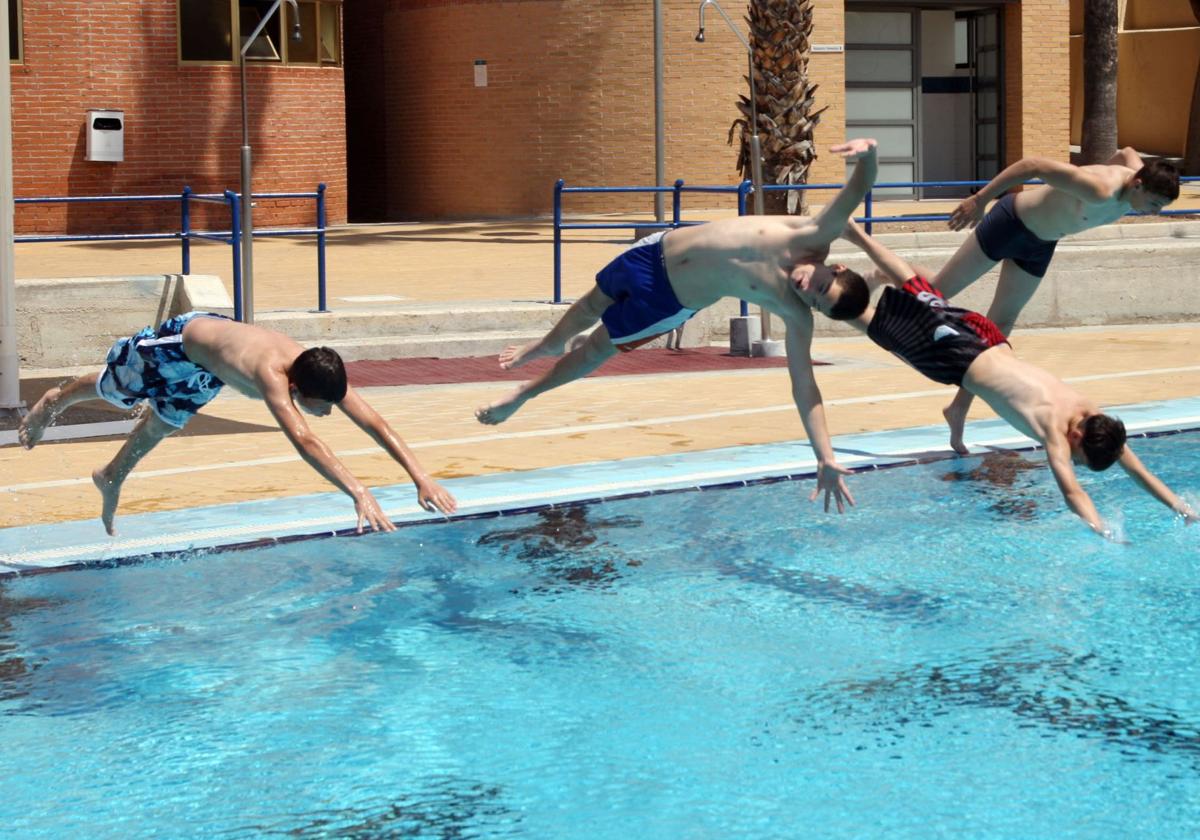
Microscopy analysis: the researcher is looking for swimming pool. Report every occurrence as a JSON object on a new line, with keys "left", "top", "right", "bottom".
{"left": 2, "top": 428, "right": 1198, "bottom": 838}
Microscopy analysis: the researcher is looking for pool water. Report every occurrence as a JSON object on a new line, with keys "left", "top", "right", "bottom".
{"left": 2, "top": 435, "right": 1199, "bottom": 838}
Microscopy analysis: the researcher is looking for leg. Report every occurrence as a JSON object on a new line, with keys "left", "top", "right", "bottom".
{"left": 92, "top": 409, "right": 178, "bottom": 535}
{"left": 477, "top": 326, "right": 618, "bottom": 425}
{"left": 18, "top": 372, "right": 104, "bottom": 449}
{"left": 499, "top": 285, "right": 615, "bottom": 370}
{"left": 943, "top": 260, "right": 1042, "bottom": 454}
{"left": 929, "top": 234, "right": 997, "bottom": 299}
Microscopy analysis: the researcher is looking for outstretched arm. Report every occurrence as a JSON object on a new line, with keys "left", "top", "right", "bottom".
{"left": 338, "top": 387, "right": 458, "bottom": 515}
{"left": 1044, "top": 437, "right": 1109, "bottom": 536}
{"left": 784, "top": 312, "right": 856, "bottom": 514}
{"left": 263, "top": 384, "right": 397, "bottom": 533}
{"left": 840, "top": 219, "right": 913, "bottom": 286}
{"left": 949, "top": 156, "right": 1114, "bottom": 230}
{"left": 808, "top": 138, "right": 879, "bottom": 242}
{"left": 1117, "top": 446, "right": 1199, "bottom": 523}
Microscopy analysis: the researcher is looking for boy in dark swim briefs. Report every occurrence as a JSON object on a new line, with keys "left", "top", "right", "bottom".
{"left": 475, "top": 137, "right": 882, "bottom": 515}
{"left": 19, "top": 313, "right": 457, "bottom": 535}
{"left": 929, "top": 148, "right": 1180, "bottom": 453}
{"left": 804, "top": 221, "right": 1196, "bottom": 538}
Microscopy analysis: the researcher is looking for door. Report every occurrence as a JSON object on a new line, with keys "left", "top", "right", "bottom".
{"left": 845, "top": 9, "right": 919, "bottom": 197}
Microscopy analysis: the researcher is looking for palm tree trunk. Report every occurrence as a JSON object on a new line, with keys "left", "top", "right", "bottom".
{"left": 734, "top": 0, "right": 824, "bottom": 215}
{"left": 1184, "top": 0, "right": 1200, "bottom": 174}
{"left": 1080, "top": 0, "right": 1119, "bottom": 164}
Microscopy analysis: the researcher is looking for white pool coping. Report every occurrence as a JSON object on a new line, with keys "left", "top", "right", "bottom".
{"left": 4, "top": 395, "right": 1200, "bottom": 575}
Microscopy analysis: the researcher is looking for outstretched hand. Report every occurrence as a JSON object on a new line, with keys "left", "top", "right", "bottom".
{"left": 948, "top": 194, "right": 986, "bottom": 231}
{"left": 830, "top": 138, "right": 877, "bottom": 162}
{"left": 417, "top": 479, "right": 458, "bottom": 516}
{"left": 355, "top": 490, "right": 397, "bottom": 534}
{"left": 809, "top": 460, "right": 857, "bottom": 514}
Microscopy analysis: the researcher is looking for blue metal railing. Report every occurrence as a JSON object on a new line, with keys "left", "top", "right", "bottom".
{"left": 552, "top": 175, "right": 1200, "bottom": 305}
{"left": 15, "top": 184, "right": 329, "bottom": 322}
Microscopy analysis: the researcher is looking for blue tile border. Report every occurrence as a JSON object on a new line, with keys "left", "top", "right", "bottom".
{"left": 4, "top": 395, "right": 1200, "bottom": 576}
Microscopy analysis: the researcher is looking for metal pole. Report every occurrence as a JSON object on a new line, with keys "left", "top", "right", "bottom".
{"left": 236, "top": 0, "right": 296, "bottom": 325}
{"left": 0, "top": 6, "right": 21, "bottom": 413}
{"left": 653, "top": 0, "right": 665, "bottom": 223}
{"left": 181, "top": 186, "right": 192, "bottom": 275}
{"left": 239, "top": 50, "right": 255, "bottom": 324}
{"left": 316, "top": 182, "right": 327, "bottom": 312}
{"left": 553, "top": 179, "right": 564, "bottom": 303}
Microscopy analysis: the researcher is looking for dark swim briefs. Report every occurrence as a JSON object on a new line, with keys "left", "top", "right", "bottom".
{"left": 595, "top": 231, "right": 697, "bottom": 352}
{"left": 868, "top": 276, "right": 1010, "bottom": 386}
{"left": 974, "top": 192, "right": 1058, "bottom": 278}
{"left": 95, "top": 311, "right": 229, "bottom": 428}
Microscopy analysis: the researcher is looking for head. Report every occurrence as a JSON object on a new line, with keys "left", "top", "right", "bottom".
{"left": 288, "top": 346, "right": 347, "bottom": 417}
{"left": 1069, "top": 412, "right": 1126, "bottom": 472}
{"left": 1127, "top": 159, "right": 1179, "bottom": 213}
{"left": 791, "top": 263, "right": 870, "bottom": 321}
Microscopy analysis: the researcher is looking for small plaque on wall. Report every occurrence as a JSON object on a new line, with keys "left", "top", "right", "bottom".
{"left": 812, "top": 44, "right": 844, "bottom": 53}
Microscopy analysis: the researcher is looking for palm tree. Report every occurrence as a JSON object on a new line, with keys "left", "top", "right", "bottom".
{"left": 1185, "top": 0, "right": 1200, "bottom": 174}
{"left": 731, "top": 0, "right": 826, "bottom": 215}
{"left": 1079, "top": 0, "right": 1119, "bottom": 164}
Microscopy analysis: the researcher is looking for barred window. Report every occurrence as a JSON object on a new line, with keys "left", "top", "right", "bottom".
{"left": 178, "top": 0, "right": 340, "bottom": 66}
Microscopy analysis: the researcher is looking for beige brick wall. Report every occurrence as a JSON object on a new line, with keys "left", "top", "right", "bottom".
{"left": 1005, "top": 0, "right": 1071, "bottom": 164}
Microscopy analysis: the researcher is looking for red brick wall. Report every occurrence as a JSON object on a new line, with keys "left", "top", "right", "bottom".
{"left": 10, "top": 1, "right": 347, "bottom": 235}
{"left": 351, "top": 0, "right": 850, "bottom": 220}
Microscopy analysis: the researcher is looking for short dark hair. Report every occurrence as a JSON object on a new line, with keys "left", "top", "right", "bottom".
{"left": 1136, "top": 160, "right": 1180, "bottom": 202}
{"left": 1080, "top": 413, "right": 1126, "bottom": 471}
{"left": 828, "top": 268, "right": 870, "bottom": 321}
{"left": 289, "top": 346, "right": 348, "bottom": 403}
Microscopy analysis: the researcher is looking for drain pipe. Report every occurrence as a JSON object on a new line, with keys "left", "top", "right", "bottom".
{"left": 0, "top": 7, "right": 21, "bottom": 416}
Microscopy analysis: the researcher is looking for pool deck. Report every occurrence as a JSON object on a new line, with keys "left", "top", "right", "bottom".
{"left": 5, "top": 203, "right": 1200, "bottom": 571}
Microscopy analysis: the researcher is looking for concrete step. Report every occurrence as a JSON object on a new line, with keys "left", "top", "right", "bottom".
{"left": 255, "top": 301, "right": 572, "bottom": 342}
{"left": 318, "top": 329, "right": 551, "bottom": 361}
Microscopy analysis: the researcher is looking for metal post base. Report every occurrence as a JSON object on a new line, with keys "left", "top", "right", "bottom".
{"left": 729, "top": 315, "right": 761, "bottom": 357}
{"left": 751, "top": 338, "right": 786, "bottom": 358}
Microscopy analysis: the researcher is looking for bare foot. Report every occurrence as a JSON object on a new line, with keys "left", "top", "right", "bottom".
{"left": 943, "top": 404, "right": 970, "bottom": 455}
{"left": 499, "top": 339, "right": 559, "bottom": 371}
{"left": 92, "top": 469, "right": 121, "bottom": 536}
{"left": 18, "top": 386, "right": 62, "bottom": 449}
{"left": 475, "top": 392, "right": 525, "bottom": 426}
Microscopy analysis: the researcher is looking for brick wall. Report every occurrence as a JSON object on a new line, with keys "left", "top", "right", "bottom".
{"left": 351, "top": 0, "right": 850, "bottom": 220}
{"left": 1005, "top": 0, "right": 1071, "bottom": 164}
{"left": 10, "top": 1, "right": 347, "bottom": 235}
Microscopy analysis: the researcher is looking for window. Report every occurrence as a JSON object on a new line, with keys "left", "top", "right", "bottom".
{"left": 178, "top": 0, "right": 340, "bottom": 66}
{"left": 9, "top": 0, "right": 21, "bottom": 63}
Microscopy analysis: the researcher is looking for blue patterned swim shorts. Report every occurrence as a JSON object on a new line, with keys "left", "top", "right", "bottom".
{"left": 95, "top": 311, "right": 228, "bottom": 428}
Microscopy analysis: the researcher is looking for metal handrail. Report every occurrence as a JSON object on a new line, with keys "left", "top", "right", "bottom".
{"left": 552, "top": 175, "right": 1200, "bottom": 304}
{"left": 14, "top": 183, "right": 329, "bottom": 321}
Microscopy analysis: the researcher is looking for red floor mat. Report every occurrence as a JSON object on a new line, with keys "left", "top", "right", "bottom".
{"left": 346, "top": 346, "right": 815, "bottom": 388}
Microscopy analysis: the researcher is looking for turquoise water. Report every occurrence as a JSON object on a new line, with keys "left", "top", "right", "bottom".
{"left": 2, "top": 435, "right": 1199, "bottom": 838}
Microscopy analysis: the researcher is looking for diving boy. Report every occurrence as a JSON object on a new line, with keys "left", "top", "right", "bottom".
{"left": 805, "top": 221, "right": 1196, "bottom": 537}
{"left": 474, "top": 138, "right": 880, "bottom": 514}
{"left": 19, "top": 312, "right": 457, "bottom": 535}
{"left": 931, "top": 148, "right": 1180, "bottom": 453}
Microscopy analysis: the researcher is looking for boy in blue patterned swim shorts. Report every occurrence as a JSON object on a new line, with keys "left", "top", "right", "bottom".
{"left": 19, "top": 312, "right": 457, "bottom": 535}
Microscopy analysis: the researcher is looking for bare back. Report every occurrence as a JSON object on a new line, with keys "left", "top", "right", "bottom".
{"left": 661, "top": 215, "right": 829, "bottom": 323}
{"left": 181, "top": 316, "right": 306, "bottom": 400}
{"left": 1013, "top": 163, "right": 1134, "bottom": 240}
{"left": 963, "top": 345, "right": 1094, "bottom": 444}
